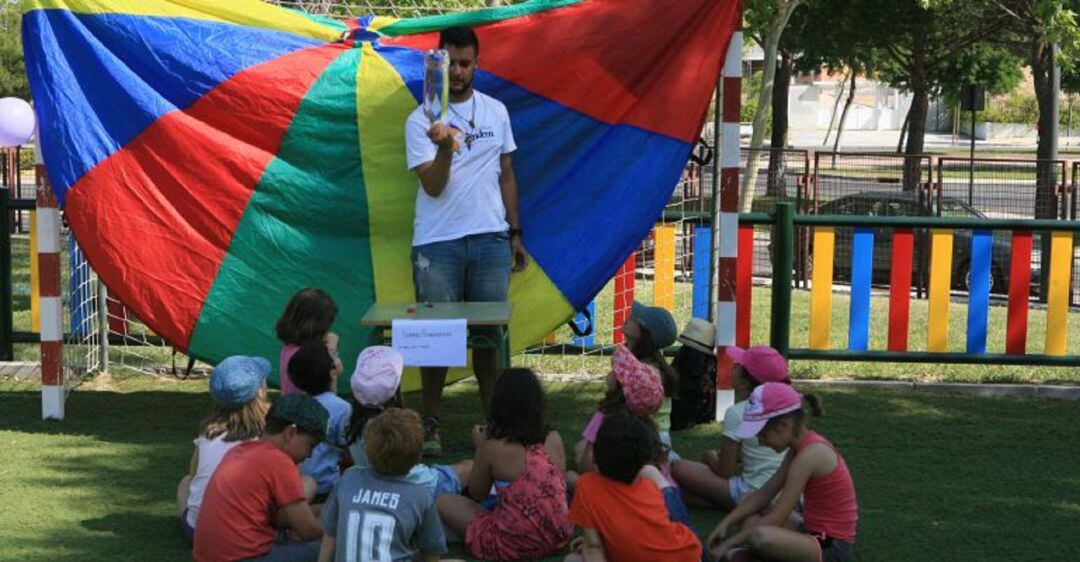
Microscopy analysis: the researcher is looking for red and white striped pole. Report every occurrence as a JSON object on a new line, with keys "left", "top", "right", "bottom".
{"left": 36, "top": 141, "right": 64, "bottom": 420}
{"left": 715, "top": 9, "right": 742, "bottom": 420}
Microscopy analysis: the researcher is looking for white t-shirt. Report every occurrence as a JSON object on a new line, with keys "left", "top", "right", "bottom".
{"left": 185, "top": 434, "right": 245, "bottom": 527}
{"left": 722, "top": 400, "right": 787, "bottom": 490}
{"left": 405, "top": 90, "right": 516, "bottom": 246}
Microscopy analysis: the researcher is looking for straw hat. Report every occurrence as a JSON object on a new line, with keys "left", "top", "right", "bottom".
{"left": 677, "top": 318, "right": 716, "bottom": 355}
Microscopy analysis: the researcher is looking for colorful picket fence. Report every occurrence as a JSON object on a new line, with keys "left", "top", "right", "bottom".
{"left": 541, "top": 208, "right": 1078, "bottom": 368}
{"left": 796, "top": 213, "right": 1079, "bottom": 362}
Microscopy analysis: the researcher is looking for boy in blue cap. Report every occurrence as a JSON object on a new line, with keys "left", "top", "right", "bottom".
{"left": 195, "top": 393, "right": 329, "bottom": 562}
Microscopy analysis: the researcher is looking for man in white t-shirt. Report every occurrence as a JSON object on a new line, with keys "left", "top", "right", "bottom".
{"left": 404, "top": 26, "right": 527, "bottom": 458}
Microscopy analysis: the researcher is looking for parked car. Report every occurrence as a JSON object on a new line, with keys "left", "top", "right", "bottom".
{"left": 813, "top": 191, "right": 1042, "bottom": 294}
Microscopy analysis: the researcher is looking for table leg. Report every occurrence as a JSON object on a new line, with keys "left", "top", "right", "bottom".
{"left": 500, "top": 325, "right": 511, "bottom": 371}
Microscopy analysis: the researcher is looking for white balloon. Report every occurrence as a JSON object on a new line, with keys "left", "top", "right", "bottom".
{"left": 0, "top": 98, "right": 36, "bottom": 148}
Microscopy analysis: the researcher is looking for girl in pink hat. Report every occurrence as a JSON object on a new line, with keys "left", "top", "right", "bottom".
{"left": 707, "top": 382, "right": 857, "bottom": 562}
{"left": 673, "top": 346, "right": 822, "bottom": 511}
{"left": 568, "top": 346, "right": 667, "bottom": 489}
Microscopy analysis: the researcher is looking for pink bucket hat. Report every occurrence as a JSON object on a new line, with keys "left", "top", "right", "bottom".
{"left": 351, "top": 346, "right": 403, "bottom": 407}
{"left": 611, "top": 345, "right": 664, "bottom": 417}
{"left": 725, "top": 346, "right": 790, "bottom": 384}
{"left": 735, "top": 382, "right": 803, "bottom": 439}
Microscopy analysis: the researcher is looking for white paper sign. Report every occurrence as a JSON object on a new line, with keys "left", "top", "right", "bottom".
{"left": 391, "top": 319, "right": 468, "bottom": 367}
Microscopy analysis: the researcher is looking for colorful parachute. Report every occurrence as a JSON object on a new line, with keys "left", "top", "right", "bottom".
{"left": 22, "top": 0, "right": 738, "bottom": 388}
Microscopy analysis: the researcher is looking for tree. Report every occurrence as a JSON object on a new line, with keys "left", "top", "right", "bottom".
{"left": 762, "top": 0, "right": 880, "bottom": 197}
{"left": 765, "top": 4, "right": 814, "bottom": 198}
{"left": 859, "top": 0, "right": 1011, "bottom": 190}
{"left": 740, "top": 0, "right": 804, "bottom": 212}
{"left": 0, "top": 4, "right": 29, "bottom": 100}
{"left": 984, "top": 0, "right": 1080, "bottom": 221}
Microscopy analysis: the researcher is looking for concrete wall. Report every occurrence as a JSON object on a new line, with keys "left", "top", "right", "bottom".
{"left": 789, "top": 81, "right": 912, "bottom": 131}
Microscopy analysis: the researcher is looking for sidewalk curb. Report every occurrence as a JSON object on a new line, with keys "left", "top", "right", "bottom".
{"left": 536, "top": 374, "right": 1080, "bottom": 400}
{"left": 792, "top": 379, "right": 1080, "bottom": 400}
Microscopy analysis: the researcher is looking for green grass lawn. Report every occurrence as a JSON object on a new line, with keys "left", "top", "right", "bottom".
{"left": 0, "top": 375, "right": 1077, "bottom": 561}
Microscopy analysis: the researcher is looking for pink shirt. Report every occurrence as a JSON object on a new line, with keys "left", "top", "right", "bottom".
{"left": 278, "top": 344, "right": 300, "bottom": 395}
{"left": 797, "top": 431, "right": 858, "bottom": 543}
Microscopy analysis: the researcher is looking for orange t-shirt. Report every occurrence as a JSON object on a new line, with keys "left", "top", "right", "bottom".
{"left": 570, "top": 472, "right": 702, "bottom": 562}
{"left": 193, "top": 440, "right": 307, "bottom": 562}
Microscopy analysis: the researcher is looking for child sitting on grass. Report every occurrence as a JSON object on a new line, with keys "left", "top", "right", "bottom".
{"left": 194, "top": 393, "right": 328, "bottom": 562}
{"left": 343, "top": 346, "right": 472, "bottom": 497}
{"left": 673, "top": 346, "right": 823, "bottom": 510}
{"left": 569, "top": 345, "right": 665, "bottom": 488}
{"left": 437, "top": 368, "right": 572, "bottom": 561}
{"left": 567, "top": 411, "right": 702, "bottom": 562}
{"left": 318, "top": 408, "right": 447, "bottom": 562}
{"left": 708, "top": 383, "right": 857, "bottom": 562}
{"left": 276, "top": 288, "right": 343, "bottom": 395}
{"left": 177, "top": 356, "right": 274, "bottom": 546}
{"left": 291, "top": 340, "right": 352, "bottom": 500}
{"left": 622, "top": 301, "right": 681, "bottom": 458}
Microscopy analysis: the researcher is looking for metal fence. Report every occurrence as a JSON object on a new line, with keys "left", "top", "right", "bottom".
{"left": 738, "top": 148, "right": 810, "bottom": 284}
{"left": 1, "top": 148, "right": 32, "bottom": 233}
{"left": 936, "top": 158, "right": 1068, "bottom": 220}
{"left": 811, "top": 151, "right": 934, "bottom": 211}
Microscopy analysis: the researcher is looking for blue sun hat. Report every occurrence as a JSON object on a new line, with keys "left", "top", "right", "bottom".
{"left": 209, "top": 356, "right": 270, "bottom": 408}
{"left": 630, "top": 301, "right": 678, "bottom": 350}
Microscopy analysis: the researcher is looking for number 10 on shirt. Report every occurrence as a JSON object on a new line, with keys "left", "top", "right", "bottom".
{"left": 345, "top": 510, "right": 396, "bottom": 562}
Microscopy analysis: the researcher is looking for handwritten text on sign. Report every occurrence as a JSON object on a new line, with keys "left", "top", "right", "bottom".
{"left": 391, "top": 319, "right": 467, "bottom": 367}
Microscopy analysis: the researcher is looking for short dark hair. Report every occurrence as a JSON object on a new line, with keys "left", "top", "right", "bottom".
{"left": 439, "top": 26, "right": 479, "bottom": 56}
{"left": 487, "top": 368, "right": 547, "bottom": 445}
{"left": 594, "top": 411, "right": 661, "bottom": 484}
{"left": 275, "top": 288, "right": 337, "bottom": 345}
{"left": 288, "top": 340, "right": 335, "bottom": 395}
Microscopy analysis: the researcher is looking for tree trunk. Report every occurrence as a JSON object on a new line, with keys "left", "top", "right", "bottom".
{"left": 1031, "top": 37, "right": 1058, "bottom": 302}
{"left": 766, "top": 50, "right": 794, "bottom": 198}
{"left": 822, "top": 71, "right": 849, "bottom": 147}
{"left": 897, "top": 108, "right": 911, "bottom": 154}
{"left": 1032, "top": 37, "right": 1059, "bottom": 220}
{"left": 832, "top": 68, "right": 857, "bottom": 154}
{"left": 740, "top": 0, "right": 802, "bottom": 213}
{"left": 903, "top": 43, "right": 929, "bottom": 193}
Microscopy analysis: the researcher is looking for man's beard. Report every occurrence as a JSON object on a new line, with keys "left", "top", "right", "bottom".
{"left": 450, "top": 76, "right": 473, "bottom": 94}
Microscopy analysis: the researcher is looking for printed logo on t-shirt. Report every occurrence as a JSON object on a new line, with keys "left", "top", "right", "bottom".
{"left": 447, "top": 122, "right": 496, "bottom": 154}
{"left": 464, "top": 127, "right": 496, "bottom": 148}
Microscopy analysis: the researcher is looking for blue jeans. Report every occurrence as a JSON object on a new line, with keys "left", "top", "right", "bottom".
{"left": 412, "top": 231, "right": 511, "bottom": 303}
{"left": 241, "top": 540, "right": 319, "bottom": 562}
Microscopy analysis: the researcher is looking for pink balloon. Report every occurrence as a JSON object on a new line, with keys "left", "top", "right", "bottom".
{"left": 0, "top": 98, "right": 36, "bottom": 148}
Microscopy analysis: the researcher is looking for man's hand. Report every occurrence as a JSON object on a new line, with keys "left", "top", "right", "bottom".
{"left": 427, "top": 122, "right": 456, "bottom": 151}
{"left": 510, "top": 234, "right": 528, "bottom": 272}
